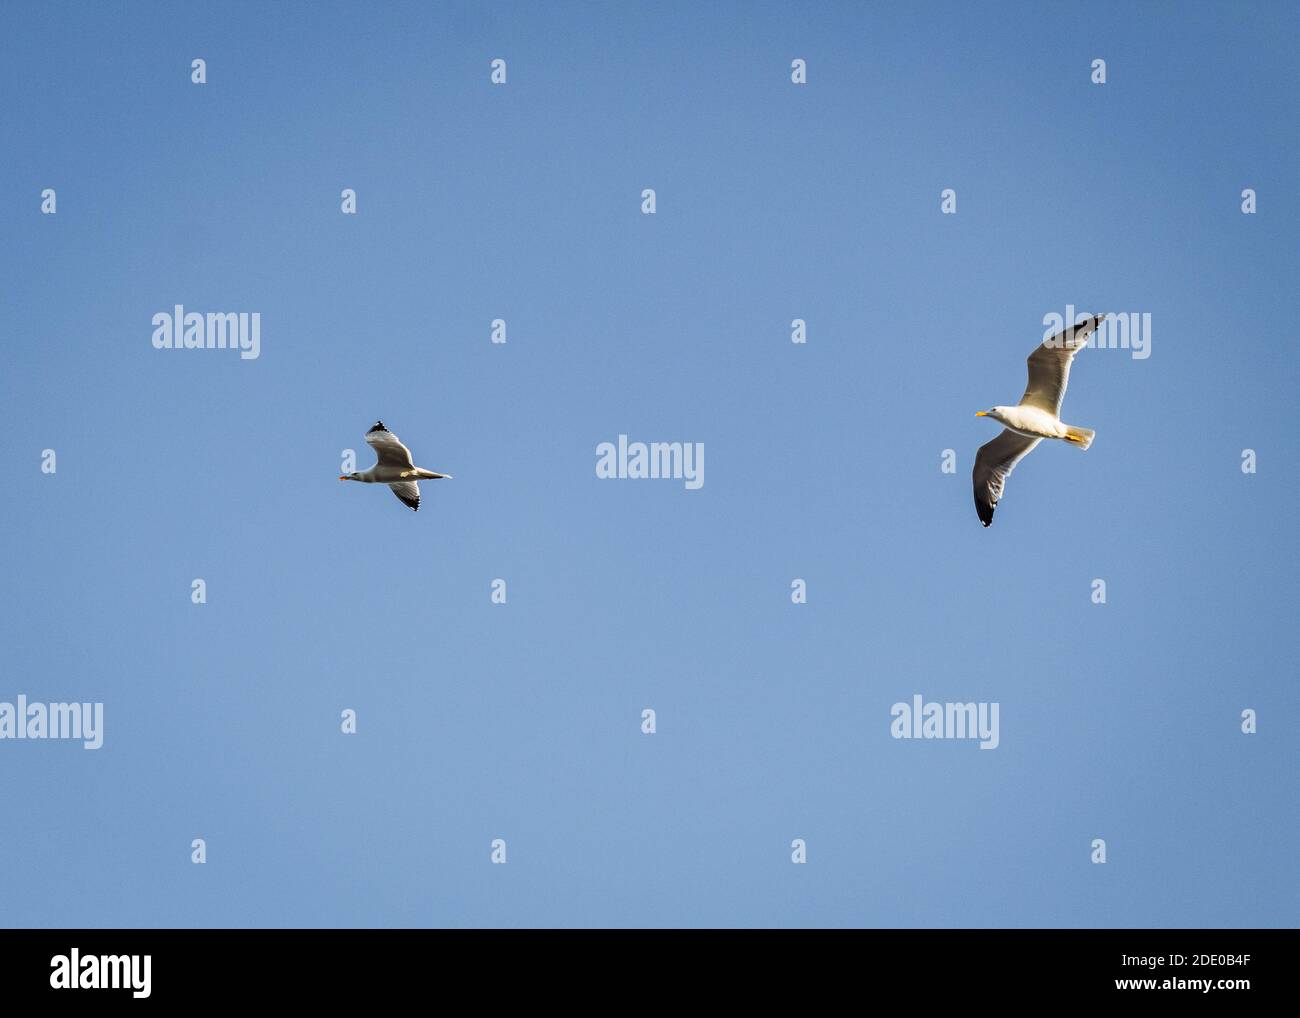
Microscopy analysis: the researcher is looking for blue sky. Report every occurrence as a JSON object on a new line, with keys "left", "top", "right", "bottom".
{"left": 1, "top": 1, "right": 1296, "bottom": 927}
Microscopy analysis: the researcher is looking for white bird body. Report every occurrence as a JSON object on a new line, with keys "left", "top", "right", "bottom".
{"left": 972, "top": 314, "right": 1103, "bottom": 526}
{"left": 339, "top": 421, "right": 452, "bottom": 511}
{"left": 349, "top": 464, "right": 448, "bottom": 485}
{"left": 980, "top": 403, "right": 1075, "bottom": 441}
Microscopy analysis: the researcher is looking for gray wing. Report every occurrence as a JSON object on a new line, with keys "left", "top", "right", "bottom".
{"left": 973, "top": 429, "right": 1041, "bottom": 527}
{"left": 1020, "top": 313, "right": 1105, "bottom": 415}
{"left": 388, "top": 481, "right": 420, "bottom": 511}
{"left": 365, "top": 420, "right": 415, "bottom": 469}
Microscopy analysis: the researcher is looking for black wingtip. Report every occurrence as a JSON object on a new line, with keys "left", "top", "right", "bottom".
{"left": 367, "top": 420, "right": 388, "bottom": 434}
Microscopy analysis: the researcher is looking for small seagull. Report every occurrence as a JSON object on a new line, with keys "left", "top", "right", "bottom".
{"left": 339, "top": 421, "right": 452, "bottom": 512}
{"left": 972, "top": 314, "right": 1104, "bottom": 527}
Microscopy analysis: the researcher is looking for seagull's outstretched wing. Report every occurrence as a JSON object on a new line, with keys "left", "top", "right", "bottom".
{"left": 388, "top": 481, "right": 420, "bottom": 511}
{"left": 973, "top": 429, "right": 1041, "bottom": 527}
{"left": 365, "top": 421, "right": 415, "bottom": 469}
{"left": 1020, "top": 314, "right": 1105, "bottom": 416}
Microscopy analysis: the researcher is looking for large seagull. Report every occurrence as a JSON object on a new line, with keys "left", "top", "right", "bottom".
{"left": 972, "top": 314, "right": 1103, "bottom": 527}
{"left": 339, "top": 421, "right": 452, "bottom": 512}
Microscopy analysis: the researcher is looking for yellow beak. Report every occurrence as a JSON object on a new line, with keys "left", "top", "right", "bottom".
{"left": 975, "top": 411, "right": 988, "bottom": 416}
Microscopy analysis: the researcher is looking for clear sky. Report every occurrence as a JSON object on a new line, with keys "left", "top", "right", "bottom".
{"left": 1, "top": 1, "right": 1296, "bottom": 928}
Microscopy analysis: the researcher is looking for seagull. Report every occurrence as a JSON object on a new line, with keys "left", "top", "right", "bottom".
{"left": 972, "top": 314, "right": 1104, "bottom": 527}
{"left": 339, "top": 421, "right": 452, "bottom": 511}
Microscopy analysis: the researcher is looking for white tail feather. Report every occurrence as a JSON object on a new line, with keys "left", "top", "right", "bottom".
{"left": 1064, "top": 426, "right": 1094, "bottom": 450}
